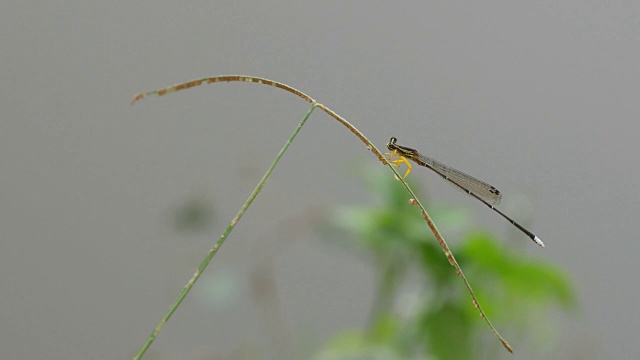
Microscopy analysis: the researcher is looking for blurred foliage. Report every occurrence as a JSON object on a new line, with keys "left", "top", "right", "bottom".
{"left": 314, "top": 169, "right": 576, "bottom": 360}
{"left": 173, "top": 195, "right": 215, "bottom": 233}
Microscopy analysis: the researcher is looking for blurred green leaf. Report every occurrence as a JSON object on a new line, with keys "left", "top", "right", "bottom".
{"left": 173, "top": 196, "right": 215, "bottom": 233}
{"left": 316, "top": 167, "right": 577, "bottom": 359}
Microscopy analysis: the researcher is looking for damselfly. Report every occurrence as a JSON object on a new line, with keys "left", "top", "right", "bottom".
{"left": 386, "top": 137, "right": 544, "bottom": 247}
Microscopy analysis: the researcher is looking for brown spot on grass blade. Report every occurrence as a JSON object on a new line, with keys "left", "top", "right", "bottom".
{"left": 502, "top": 339, "right": 514, "bottom": 353}
{"left": 130, "top": 93, "right": 145, "bottom": 105}
{"left": 170, "top": 79, "right": 206, "bottom": 94}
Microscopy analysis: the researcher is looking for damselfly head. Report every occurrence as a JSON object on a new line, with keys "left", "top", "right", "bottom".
{"left": 387, "top": 137, "right": 398, "bottom": 150}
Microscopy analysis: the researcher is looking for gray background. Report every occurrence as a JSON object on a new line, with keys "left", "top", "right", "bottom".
{"left": 2, "top": 1, "right": 638, "bottom": 359}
